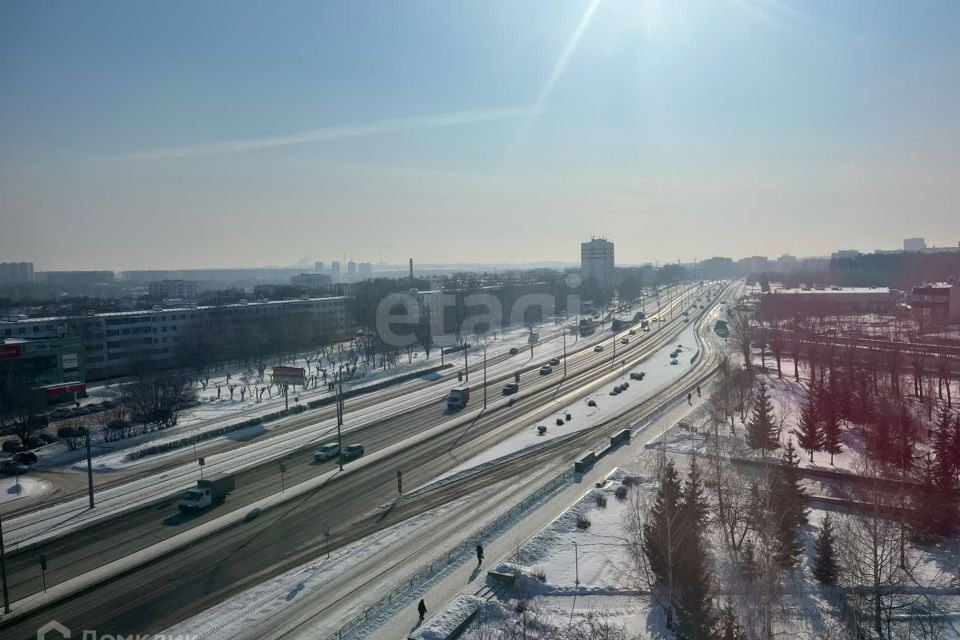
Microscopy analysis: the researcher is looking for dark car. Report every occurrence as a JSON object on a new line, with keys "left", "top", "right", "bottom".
{"left": 509, "top": 347, "right": 519, "bottom": 355}
{"left": 548, "top": 357, "right": 561, "bottom": 366}
{"left": 0, "top": 459, "right": 28, "bottom": 476}
{"left": 340, "top": 444, "right": 365, "bottom": 461}
{"left": 630, "top": 372, "right": 646, "bottom": 381}
{"left": 502, "top": 382, "right": 519, "bottom": 396}
{"left": 14, "top": 451, "right": 38, "bottom": 465}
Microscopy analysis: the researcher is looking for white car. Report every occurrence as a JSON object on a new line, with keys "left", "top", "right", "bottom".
{"left": 314, "top": 442, "right": 340, "bottom": 462}
{"left": 539, "top": 364, "right": 553, "bottom": 375}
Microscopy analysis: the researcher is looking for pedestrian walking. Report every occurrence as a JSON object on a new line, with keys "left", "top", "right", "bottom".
{"left": 476, "top": 543, "right": 484, "bottom": 565}
{"left": 418, "top": 598, "right": 427, "bottom": 622}
{"left": 696, "top": 385, "right": 701, "bottom": 397}
{"left": 687, "top": 392, "right": 692, "bottom": 404}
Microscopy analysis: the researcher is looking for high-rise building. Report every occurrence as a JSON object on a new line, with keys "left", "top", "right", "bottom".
{"left": 147, "top": 279, "right": 198, "bottom": 299}
{"left": 331, "top": 261, "right": 341, "bottom": 275}
{"left": 314, "top": 261, "right": 324, "bottom": 273}
{"left": 580, "top": 238, "right": 615, "bottom": 291}
{"left": 0, "top": 262, "right": 34, "bottom": 284}
{"left": 347, "top": 260, "right": 357, "bottom": 275}
{"left": 357, "top": 262, "right": 372, "bottom": 276}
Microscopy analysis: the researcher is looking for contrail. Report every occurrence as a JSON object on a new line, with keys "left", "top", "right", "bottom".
{"left": 107, "top": 107, "right": 532, "bottom": 161}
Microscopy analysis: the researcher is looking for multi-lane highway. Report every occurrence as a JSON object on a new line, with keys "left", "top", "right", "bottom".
{"left": 0, "top": 281, "right": 730, "bottom": 639}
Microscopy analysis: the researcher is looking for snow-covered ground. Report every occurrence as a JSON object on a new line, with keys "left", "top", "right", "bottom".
{"left": 0, "top": 477, "right": 52, "bottom": 505}
{"left": 427, "top": 320, "right": 706, "bottom": 486}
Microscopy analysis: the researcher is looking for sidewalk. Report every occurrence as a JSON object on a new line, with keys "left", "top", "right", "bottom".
{"left": 370, "top": 387, "right": 711, "bottom": 640}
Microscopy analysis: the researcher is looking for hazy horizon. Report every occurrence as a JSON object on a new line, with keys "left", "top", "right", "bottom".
{"left": 3, "top": 0, "right": 960, "bottom": 270}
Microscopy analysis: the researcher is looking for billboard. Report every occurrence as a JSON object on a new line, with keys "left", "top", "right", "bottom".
{"left": 272, "top": 366, "right": 306, "bottom": 385}
{"left": 63, "top": 353, "right": 79, "bottom": 371}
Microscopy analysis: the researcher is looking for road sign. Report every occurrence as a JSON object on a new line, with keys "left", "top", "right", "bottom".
{"left": 198, "top": 457, "right": 205, "bottom": 466}
{"left": 40, "top": 554, "right": 47, "bottom": 571}
{"left": 397, "top": 469, "right": 403, "bottom": 495}
{"left": 514, "top": 371, "right": 520, "bottom": 384}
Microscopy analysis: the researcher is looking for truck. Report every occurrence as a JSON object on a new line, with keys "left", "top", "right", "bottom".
{"left": 178, "top": 474, "right": 236, "bottom": 512}
{"left": 447, "top": 386, "right": 470, "bottom": 411}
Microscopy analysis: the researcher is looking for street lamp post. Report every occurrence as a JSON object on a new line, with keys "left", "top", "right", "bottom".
{"left": 562, "top": 326, "right": 567, "bottom": 376}
{"left": 0, "top": 509, "right": 9, "bottom": 613}
{"left": 336, "top": 365, "right": 344, "bottom": 471}
{"left": 482, "top": 344, "right": 487, "bottom": 409}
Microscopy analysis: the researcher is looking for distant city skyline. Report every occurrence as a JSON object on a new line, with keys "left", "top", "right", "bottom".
{"left": 3, "top": 1, "right": 960, "bottom": 269}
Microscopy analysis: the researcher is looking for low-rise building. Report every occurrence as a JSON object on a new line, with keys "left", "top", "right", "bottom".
{"left": 0, "top": 296, "right": 354, "bottom": 380}
{"left": 911, "top": 283, "right": 960, "bottom": 325}
{"left": 0, "top": 335, "right": 86, "bottom": 403}
{"left": 760, "top": 286, "right": 895, "bottom": 318}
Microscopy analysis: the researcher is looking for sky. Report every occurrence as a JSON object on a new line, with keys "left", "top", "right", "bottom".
{"left": 1, "top": 0, "right": 959, "bottom": 271}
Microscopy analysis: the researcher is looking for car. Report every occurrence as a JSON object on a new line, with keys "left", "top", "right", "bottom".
{"left": 548, "top": 357, "right": 561, "bottom": 366}
{"left": 587, "top": 399, "right": 597, "bottom": 407}
{"left": 340, "top": 444, "right": 365, "bottom": 461}
{"left": 14, "top": 451, "right": 38, "bottom": 465}
{"left": 628, "top": 329, "right": 636, "bottom": 335}
{"left": 594, "top": 345, "right": 604, "bottom": 352}
{"left": 502, "top": 382, "right": 519, "bottom": 395}
{"left": 509, "top": 347, "right": 519, "bottom": 355}
{"left": 539, "top": 364, "right": 553, "bottom": 375}
{"left": 630, "top": 371, "right": 646, "bottom": 381}
{"left": 619, "top": 383, "right": 629, "bottom": 391}
{"left": 0, "top": 460, "right": 28, "bottom": 476}
{"left": 610, "top": 386, "right": 621, "bottom": 395}
{"left": 670, "top": 359, "right": 679, "bottom": 365}
{"left": 555, "top": 417, "right": 564, "bottom": 426}
{"left": 314, "top": 442, "right": 341, "bottom": 462}
{"left": 621, "top": 338, "right": 629, "bottom": 345}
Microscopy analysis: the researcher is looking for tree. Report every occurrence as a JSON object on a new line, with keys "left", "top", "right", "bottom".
{"left": 746, "top": 380, "right": 780, "bottom": 453}
{"left": 729, "top": 306, "right": 753, "bottom": 370}
{"left": 795, "top": 388, "right": 822, "bottom": 463}
{"left": 717, "top": 601, "right": 747, "bottom": 640}
{"left": 681, "top": 457, "right": 709, "bottom": 531}
{"left": 642, "top": 458, "right": 686, "bottom": 629}
{"left": 933, "top": 405, "right": 955, "bottom": 489}
{"left": 771, "top": 439, "right": 808, "bottom": 567}
{"left": 812, "top": 514, "right": 839, "bottom": 585}
{"left": 1, "top": 386, "right": 45, "bottom": 448}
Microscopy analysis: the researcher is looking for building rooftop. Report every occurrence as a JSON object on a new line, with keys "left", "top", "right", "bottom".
{"left": 0, "top": 295, "right": 353, "bottom": 324}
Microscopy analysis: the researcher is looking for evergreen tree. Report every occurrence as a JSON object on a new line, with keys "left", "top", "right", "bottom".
{"left": 812, "top": 514, "right": 838, "bottom": 585}
{"left": 746, "top": 380, "right": 780, "bottom": 453}
{"left": 771, "top": 439, "right": 808, "bottom": 567}
{"left": 672, "top": 530, "right": 716, "bottom": 640}
{"left": 821, "top": 401, "right": 843, "bottom": 466}
{"left": 717, "top": 601, "right": 748, "bottom": 640}
{"left": 866, "top": 403, "right": 893, "bottom": 465}
{"left": 795, "top": 388, "right": 822, "bottom": 463}
{"left": 681, "top": 457, "right": 710, "bottom": 531}
{"left": 852, "top": 374, "right": 875, "bottom": 426}
{"left": 643, "top": 460, "right": 685, "bottom": 586}
{"left": 933, "top": 406, "right": 955, "bottom": 489}
{"left": 892, "top": 402, "right": 917, "bottom": 473}
{"left": 740, "top": 539, "right": 758, "bottom": 582}
{"left": 910, "top": 455, "right": 947, "bottom": 543}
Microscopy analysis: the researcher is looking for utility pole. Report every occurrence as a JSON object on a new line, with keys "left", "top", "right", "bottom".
{"left": 336, "top": 365, "right": 344, "bottom": 472}
{"left": 482, "top": 345, "right": 487, "bottom": 409}
{"left": 85, "top": 431, "right": 95, "bottom": 509}
{"left": 562, "top": 326, "right": 567, "bottom": 376}
{"left": 0, "top": 509, "right": 9, "bottom": 613}
{"left": 464, "top": 343, "right": 469, "bottom": 383}
{"left": 612, "top": 329, "right": 616, "bottom": 367}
